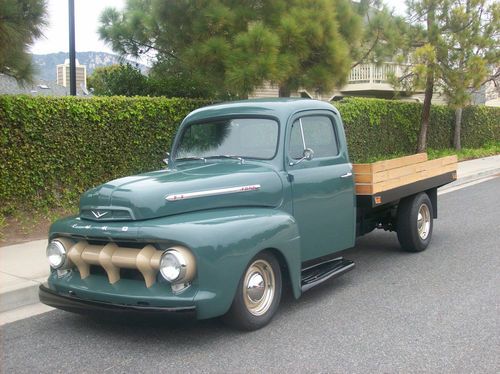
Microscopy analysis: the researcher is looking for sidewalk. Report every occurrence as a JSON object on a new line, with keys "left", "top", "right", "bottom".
{"left": 0, "top": 155, "right": 499, "bottom": 316}
{"left": 0, "top": 239, "right": 48, "bottom": 312}
{"left": 439, "top": 154, "right": 500, "bottom": 191}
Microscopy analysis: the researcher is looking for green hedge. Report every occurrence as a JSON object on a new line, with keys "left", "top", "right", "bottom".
{"left": 0, "top": 95, "right": 498, "bottom": 215}
{"left": 0, "top": 96, "right": 211, "bottom": 215}
{"left": 336, "top": 97, "right": 500, "bottom": 162}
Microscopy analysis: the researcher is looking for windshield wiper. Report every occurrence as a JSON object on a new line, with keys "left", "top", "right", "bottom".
{"left": 176, "top": 156, "right": 206, "bottom": 162}
{"left": 205, "top": 155, "right": 244, "bottom": 164}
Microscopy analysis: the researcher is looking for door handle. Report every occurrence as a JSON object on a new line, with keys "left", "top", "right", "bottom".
{"left": 341, "top": 172, "right": 352, "bottom": 178}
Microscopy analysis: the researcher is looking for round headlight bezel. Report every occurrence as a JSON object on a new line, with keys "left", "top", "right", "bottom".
{"left": 159, "top": 250, "right": 187, "bottom": 283}
{"left": 46, "top": 240, "right": 68, "bottom": 269}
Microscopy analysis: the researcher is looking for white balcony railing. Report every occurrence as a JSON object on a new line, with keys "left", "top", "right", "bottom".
{"left": 348, "top": 63, "right": 409, "bottom": 84}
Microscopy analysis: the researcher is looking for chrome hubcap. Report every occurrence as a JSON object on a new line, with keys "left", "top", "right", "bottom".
{"left": 417, "top": 203, "right": 431, "bottom": 240}
{"left": 243, "top": 259, "right": 275, "bottom": 316}
{"left": 247, "top": 272, "right": 265, "bottom": 302}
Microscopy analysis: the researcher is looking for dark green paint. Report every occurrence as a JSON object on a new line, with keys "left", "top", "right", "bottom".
{"left": 49, "top": 208, "right": 301, "bottom": 319}
{"left": 284, "top": 111, "right": 355, "bottom": 260}
{"left": 80, "top": 163, "right": 284, "bottom": 221}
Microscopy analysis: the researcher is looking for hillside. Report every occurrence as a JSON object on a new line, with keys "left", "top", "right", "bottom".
{"left": 31, "top": 52, "right": 148, "bottom": 82}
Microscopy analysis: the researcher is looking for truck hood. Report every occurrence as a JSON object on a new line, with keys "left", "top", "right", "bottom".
{"left": 79, "top": 162, "right": 284, "bottom": 221}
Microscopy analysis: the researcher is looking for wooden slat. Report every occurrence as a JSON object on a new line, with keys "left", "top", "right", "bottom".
{"left": 352, "top": 163, "right": 372, "bottom": 174}
{"left": 354, "top": 154, "right": 457, "bottom": 196}
{"left": 369, "top": 153, "right": 428, "bottom": 173}
{"left": 355, "top": 184, "right": 374, "bottom": 195}
{"left": 353, "top": 153, "right": 428, "bottom": 184}
{"left": 370, "top": 163, "right": 457, "bottom": 194}
{"left": 353, "top": 173, "right": 373, "bottom": 183}
{"left": 370, "top": 155, "right": 457, "bottom": 184}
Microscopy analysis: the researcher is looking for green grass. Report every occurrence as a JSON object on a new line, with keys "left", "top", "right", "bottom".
{"left": 354, "top": 151, "right": 410, "bottom": 164}
{"left": 0, "top": 214, "right": 5, "bottom": 241}
{"left": 0, "top": 207, "right": 77, "bottom": 244}
{"left": 427, "top": 142, "right": 500, "bottom": 161}
{"left": 355, "top": 142, "right": 499, "bottom": 163}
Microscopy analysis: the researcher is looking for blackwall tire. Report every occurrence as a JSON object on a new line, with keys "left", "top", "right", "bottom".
{"left": 397, "top": 192, "right": 433, "bottom": 252}
{"left": 223, "top": 251, "right": 282, "bottom": 331}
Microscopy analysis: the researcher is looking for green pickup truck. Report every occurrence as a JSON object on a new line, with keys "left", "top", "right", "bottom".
{"left": 40, "top": 99, "right": 457, "bottom": 330}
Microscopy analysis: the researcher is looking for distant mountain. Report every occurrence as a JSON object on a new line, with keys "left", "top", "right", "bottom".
{"left": 31, "top": 52, "right": 148, "bottom": 82}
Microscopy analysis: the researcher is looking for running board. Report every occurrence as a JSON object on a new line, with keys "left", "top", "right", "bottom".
{"left": 301, "top": 257, "right": 355, "bottom": 292}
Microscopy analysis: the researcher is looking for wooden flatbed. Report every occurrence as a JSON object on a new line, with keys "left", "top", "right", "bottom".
{"left": 354, "top": 153, "right": 457, "bottom": 208}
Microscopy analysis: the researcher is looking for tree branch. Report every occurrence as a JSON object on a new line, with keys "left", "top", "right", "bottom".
{"left": 351, "top": 30, "right": 380, "bottom": 69}
{"left": 481, "top": 69, "right": 500, "bottom": 86}
{"left": 120, "top": 38, "right": 183, "bottom": 63}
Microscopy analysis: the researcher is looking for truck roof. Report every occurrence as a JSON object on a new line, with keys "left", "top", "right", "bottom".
{"left": 183, "top": 98, "right": 339, "bottom": 124}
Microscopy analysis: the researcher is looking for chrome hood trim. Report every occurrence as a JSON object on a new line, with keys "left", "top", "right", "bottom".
{"left": 166, "top": 184, "right": 261, "bottom": 201}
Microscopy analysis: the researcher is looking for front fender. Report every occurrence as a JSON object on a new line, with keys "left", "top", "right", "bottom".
{"left": 143, "top": 208, "right": 302, "bottom": 319}
{"left": 50, "top": 208, "right": 302, "bottom": 320}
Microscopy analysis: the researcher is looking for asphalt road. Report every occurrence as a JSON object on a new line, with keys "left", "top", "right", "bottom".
{"left": 1, "top": 178, "right": 499, "bottom": 373}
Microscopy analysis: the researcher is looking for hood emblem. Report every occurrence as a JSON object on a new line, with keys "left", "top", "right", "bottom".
{"left": 91, "top": 210, "right": 109, "bottom": 219}
{"left": 166, "top": 184, "right": 261, "bottom": 201}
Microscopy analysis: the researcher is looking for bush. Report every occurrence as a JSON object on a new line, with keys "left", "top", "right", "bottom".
{"left": 88, "top": 63, "right": 218, "bottom": 99}
{"left": 461, "top": 105, "right": 500, "bottom": 148}
{"left": 0, "top": 95, "right": 498, "bottom": 214}
{"left": 88, "top": 64, "right": 149, "bottom": 96}
{"left": 336, "top": 97, "right": 500, "bottom": 162}
{"left": 0, "top": 96, "right": 210, "bottom": 215}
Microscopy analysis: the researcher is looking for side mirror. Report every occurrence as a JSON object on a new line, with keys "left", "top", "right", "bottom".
{"left": 289, "top": 148, "right": 314, "bottom": 166}
{"left": 303, "top": 148, "right": 314, "bottom": 161}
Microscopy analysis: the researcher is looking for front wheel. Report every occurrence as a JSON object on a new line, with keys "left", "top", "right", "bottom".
{"left": 223, "top": 251, "right": 282, "bottom": 331}
{"left": 397, "top": 193, "right": 433, "bottom": 252}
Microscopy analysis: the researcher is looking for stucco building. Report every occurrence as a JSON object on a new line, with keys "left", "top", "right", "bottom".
{"left": 56, "top": 59, "right": 87, "bottom": 89}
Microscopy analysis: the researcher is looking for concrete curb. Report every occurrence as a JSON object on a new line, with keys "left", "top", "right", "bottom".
{"left": 440, "top": 167, "right": 500, "bottom": 191}
{"left": 0, "top": 239, "right": 48, "bottom": 314}
{"left": 0, "top": 279, "right": 44, "bottom": 313}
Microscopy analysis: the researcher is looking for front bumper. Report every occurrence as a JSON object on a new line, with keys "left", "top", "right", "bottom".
{"left": 39, "top": 284, "right": 196, "bottom": 316}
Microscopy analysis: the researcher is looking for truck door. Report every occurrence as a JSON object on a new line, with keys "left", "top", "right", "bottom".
{"left": 286, "top": 112, "right": 356, "bottom": 261}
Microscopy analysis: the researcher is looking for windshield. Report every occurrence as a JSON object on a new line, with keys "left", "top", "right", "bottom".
{"left": 174, "top": 118, "right": 279, "bottom": 160}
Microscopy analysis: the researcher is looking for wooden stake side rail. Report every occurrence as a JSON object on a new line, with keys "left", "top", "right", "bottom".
{"left": 353, "top": 153, "right": 458, "bottom": 196}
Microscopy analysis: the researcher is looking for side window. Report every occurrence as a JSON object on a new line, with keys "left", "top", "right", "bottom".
{"left": 289, "top": 116, "right": 339, "bottom": 159}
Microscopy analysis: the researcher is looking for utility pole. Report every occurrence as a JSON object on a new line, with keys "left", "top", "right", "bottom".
{"left": 68, "top": 0, "right": 76, "bottom": 96}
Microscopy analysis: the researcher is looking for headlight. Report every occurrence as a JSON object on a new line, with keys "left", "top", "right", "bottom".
{"left": 160, "top": 251, "right": 184, "bottom": 282}
{"left": 46, "top": 240, "right": 67, "bottom": 269}
{"left": 159, "top": 246, "right": 196, "bottom": 283}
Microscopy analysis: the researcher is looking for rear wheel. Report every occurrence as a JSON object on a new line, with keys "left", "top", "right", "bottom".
{"left": 397, "top": 193, "right": 433, "bottom": 252}
{"left": 223, "top": 251, "right": 282, "bottom": 331}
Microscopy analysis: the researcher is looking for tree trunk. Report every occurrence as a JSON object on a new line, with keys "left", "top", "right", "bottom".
{"left": 279, "top": 85, "right": 291, "bottom": 97}
{"left": 417, "top": 3, "right": 437, "bottom": 154}
{"left": 453, "top": 107, "right": 462, "bottom": 150}
{"left": 417, "top": 69, "right": 434, "bottom": 153}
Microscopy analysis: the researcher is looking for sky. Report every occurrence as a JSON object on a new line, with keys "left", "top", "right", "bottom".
{"left": 30, "top": 0, "right": 125, "bottom": 54}
{"left": 30, "top": 0, "right": 408, "bottom": 55}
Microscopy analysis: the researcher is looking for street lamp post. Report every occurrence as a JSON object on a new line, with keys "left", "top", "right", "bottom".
{"left": 68, "top": 0, "right": 76, "bottom": 96}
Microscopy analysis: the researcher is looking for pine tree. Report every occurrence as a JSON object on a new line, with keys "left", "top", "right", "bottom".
{"left": 0, "top": 0, "right": 48, "bottom": 83}
{"left": 439, "top": 0, "right": 499, "bottom": 150}
{"left": 350, "top": 0, "right": 410, "bottom": 68}
{"left": 402, "top": 0, "right": 498, "bottom": 151}
{"left": 98, "top": 0, "right": 361, "bottom": 98}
